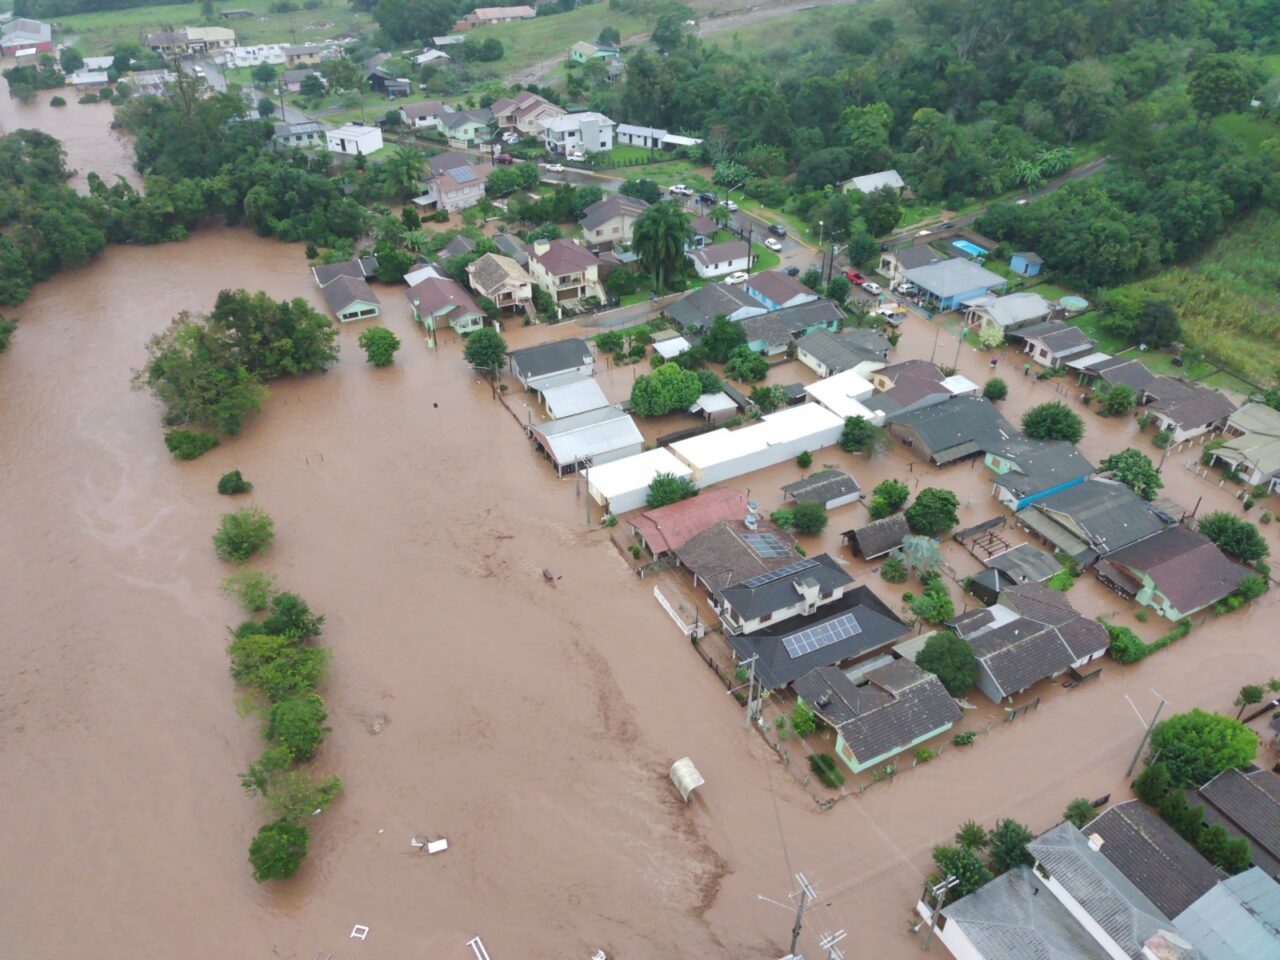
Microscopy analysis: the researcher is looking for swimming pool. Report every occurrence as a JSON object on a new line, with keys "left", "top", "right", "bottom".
{"left": 953, "top": 239, "right": 988, "bottom": 257}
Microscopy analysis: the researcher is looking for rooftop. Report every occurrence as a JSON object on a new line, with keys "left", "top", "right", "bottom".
{"left": 890, "top": 245, "right": 945, "bottom": 271}
{"left": 588, "top": 448, "right": 692, "bottom": 512}
{"left": 538, "top": 377, "right": 609, "bottom": 418}
{"left": 782, "top": 469, "right": 860, "bottom": 505}
{"left": 1025, "top": 478, "right": 1172, "bottom": 561}
{"left": 1096, "top": 524, "right": 1250, "bottom": 614}
{"left": 403, "top": 276, "right": 482, "bottom": 320}
{"left": 527, "top": 406, "right": 642, "bottom": 466}
{"left": 842, "top": 169, "right": 906, "bottom": 194}
{"left": 719, "top": 552, "right": 853, "bottom": 622}
{"left": 1175, "top": 868, "right": 1280, "bottom": 960}
{"left": 675, "top": 518, "right": 799, "bottom": 595}
{"left": 1147, "top": 379, "right": 1238, "bottom": 430}
{"left": 745, "top": 269, "right": 817, "bottom": 306}
{"left": 845, "top": 513, "right": 910, "bottom": 559}
{"left": 796, "top": 328, "right": 889, "bottom": 375}
{"left": 578, "top": 193, "right": 649, "bottom": 232}
{"left": 509, "top": 337, "right": 593, "bottom": 381}
{"left": 904, "top": 258, "right": 1006, "bottom": 298}
{"left": 989, "top": 436, "right": 1094, "bottom": 500}
{"left": 630, "top": 487, "right": 748, "bottom": 554}
{"left": 533, "top": 238, "right": 600, "bottom": 276}
{"left": 1198, "top": 769, "right": 1280, "bottom": 870}
{"left": 985, "top": 543, "right": 1070, "bottom": 585}
{"left": 967, "top": 291, "right": 1054, "bottom": 328}
{"left": 690, "top": 240, "right": 750, "bottom": 270}
{"left": 467, "top": 252, "right": 529, "bottom": 293}
{"left": 319, "top": 274, "right": 377, "bottom": 313}
{"left": 885, "top": 395, "right": 1016, "bottom": 463}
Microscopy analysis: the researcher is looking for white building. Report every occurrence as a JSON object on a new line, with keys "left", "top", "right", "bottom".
{"left": 587, "top": 448, "right": 694, "bottom": 515}
{"left": 687, "top": 241, "right": 750, "bottom": 279}
{"left": 326, "top": 124, "right": 383, "bottom": 156}
{"left": 221, "top": 43, "right": 288, "bottom": 67}
{"left": 540, "top": 111, "right": 615, "bottom": 155}
{"left": 671, "top": 405, "right": 845, "bottom": 486}
{"left": 804, "top": 369, "right": 880, "bottom": 423}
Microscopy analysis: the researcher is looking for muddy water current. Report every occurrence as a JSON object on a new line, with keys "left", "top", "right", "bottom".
{"left": 2, "top": 88, "right": 1278, "bottom": 960}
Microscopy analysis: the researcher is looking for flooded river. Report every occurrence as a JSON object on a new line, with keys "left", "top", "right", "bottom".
{"left": 2, "top": 88, "right": 1277, "bottom": 960}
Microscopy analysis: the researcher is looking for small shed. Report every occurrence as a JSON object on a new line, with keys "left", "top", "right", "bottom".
{"left": 690, "top": 392, "right": 738, "bottom": 423}
{"left": 782, "top": 469, "right": 861, "bottom": 510}
{"left": 844, "top": 513, "right": 910, "bottom": 560}
{"left": 670, "top": 757, "right": 704, "bottom": 802}
{"left": 653, "top": 336, "right": 692, "bottom": 360}
{"left": 1010, "top": 252, "right": 1042, "bottom": 277}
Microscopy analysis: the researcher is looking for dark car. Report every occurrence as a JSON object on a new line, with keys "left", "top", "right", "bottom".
{"left": 784, "top": 266, "right": 800, "bottom": 277}
{"left": 768, "top": 223, "right": 787, "bottom": 237}
{"left": 696, "top": 192, "right": 717, "bottom": 204}
{"left": 494, "top": 154, "right": 515, "bottom": 165}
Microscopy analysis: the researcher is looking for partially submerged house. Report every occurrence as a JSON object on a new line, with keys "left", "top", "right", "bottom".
{"left": 664, "top": 281, "right": 765, "bottom": 331}
{"left": 968, "top": 543, "right": 1063, "bottom": 605}
{"left": 884, "top": 396, "right": 1016, "bottom": 465}
{"left": 902, "top": 258, "right": 1007, "bottom": 312}
{"left": 527, "top": 406, "right": 643, "bottom": 475}
{"left": 948, "top": 583, "right": 1108, "bottom": 702}
{"left": 1016, "top": 477, "right": 1174, "bottom": 566}
{"left": 537, "top": 376, "right": 609, "bottom": 419}
{"left": 715, "top": 552, "right": 854, "bottom": 635}
{"left": 466, "top": 253, "right": 532, "bottom": 315}
{"left": 1094, "top": 524, "right": 1251, "bottom": 620}
{"left": 1211, "top": 403, "right": 1280, "bottom": 490}
{"left": 794, "top": 657, "right": 960, "bottom": 774}
{"left": 629, "top": 487, "right": 746, "bottom": 557}
{"left": 984, "top": 437, "right": 1094, "bottom": 510}
{"left": 740, "top": 299, "right": 844, "bottom": 356}
{"left": 404, "top": 276, "right": 485, "bottom": 335}
{"left": 781, "top": 469, "right": 861, "bottom": 510}
{"left": 318, "top": 274, "right": 380, "bottom": 322}
{"left": 528, "top": 239, "right": 606, "bottom": 307}
{"left": 804, "top": 369, "right": 880, "bottom": 423}
{"left": 1145, "top": 378, "right": 1238, "bottom": 444}
{"left": 844, "top": 513, "right": 910, "bottom": 560}
{"left": 670, "top": 404, "right": 845, "bottom": 486}
{"left": 508, "top": 337, "right": 594, "bottom": 388}
{"left": 726, "top": 586, "right": 910, "bottom": 688}
{"left": 1193, "top": 768, "right": 1280, "bottom": 880}
{"left": 963, "top": 291, "right": 1055, "bottom": 335}
{"left": 795, "top": 327, "right": 890, "bottom": 378}
{"left": 1017, "top": 320, "right": 1096, "bottom": 368}
{"left": 586, "top": 447, "right": 694, "bottom": 516}
{"left": 744, "top": 270, "right": 820, "bottom": 312}
{"left": 674, "top": 517, "right": 799, "bottom": 600}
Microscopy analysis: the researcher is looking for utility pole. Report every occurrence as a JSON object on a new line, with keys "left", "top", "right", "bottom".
{"left": 1125, "top": 694, "right": 1166, "bottom": 778}
{"left": 790, "top": 873, "right": 816, "bottom": 956}
{"left": 929, "top": 325, "right": 941, "bottom": 365}
{"left": 728, "top": 654, "right": 758, "bottom": 729}
{"left": 583, "top": 456, "right": 593, "bottom": 526}
{"left": 922, "top": 876, "right": 958, "bottom": 951}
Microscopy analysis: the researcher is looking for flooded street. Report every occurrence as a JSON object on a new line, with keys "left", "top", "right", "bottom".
{"left": 2, "top": 91, "right": 1278, "bottom": 960}
{"left": 0, "top": 85, "right": 139, "bottom": 190}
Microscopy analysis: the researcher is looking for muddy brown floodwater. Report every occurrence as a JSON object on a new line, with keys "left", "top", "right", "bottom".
{"left": 2, "top": 86, "right": 1278, "bottom": 960}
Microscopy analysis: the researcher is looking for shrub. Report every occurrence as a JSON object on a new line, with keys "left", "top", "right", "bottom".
{"left": 1153, "top": 428, "right": 1173, "bottom": 449}
{"left": 988, "top": 818, "right": 1035, "bottom": 872}
{"left": 905, "top": 488, "right": 959, "bottom": 536}
{"left": 916, "top": 629, "right": 976, "bottom": 695}
{"left": 983, "top": 377, "right": 1008, "bottom": 401}
{"left": 357, "top": 326, "right": 401, "bottom": 367}
{"left": 796, "top": 451, "right": 812, "bottom": 468}
{"left": 1022, "top": 402, "right": 1085, "bottom": 443}
{"left": 628, "top": 544, "right": 641, "bottom": 559}
{"left": 1149, "top": 709, "right": 1259, "bottom": 787}
{"left": 213, "top": 507, "right": 275, "bottom": 563}
{"left": 1197, "top": 512, "right": 1269, "bottom": 563}
{"left": 1158, "top": 789, "right": 1206, "bottom": 844}
{"left": 914, "top": 747, "right": 934, "bottom": 763}
{"left": 267, "top": 694, "right": 330, "bottom": 762}
{"left": 217, "top": 470, "right": 253, "bottom": 495}
{"left": 791, "top": 500, "right": 828, "bottom": 535}
{"left": 165, "top": 429, "right": 220, "bottom": 460}
{"left": 1046, "top": 568, "right": 1074, "bottom": 591}
{"left": 1135, "top": 609, "right": 1149, "bottom": 622}
{"left": 808, "top": 753, "right": 845, "bottom": 788}
{"left": 791, "top": 701, "right": 817, "bottom": 737}
{"left": 220, "top": 569, "right": 277, "bottom": 612}
{"left": 906, "top": 574, "right": 955, "bottom": 624}
{"left": 602, "top": 514, "right": 618, "bottom": 528}
{"left": 840, "top": 415, "right": 885, "bottom": 455}
{"left": 954, "top": 820, "right": 987, "bottom": 850}
{"left": 645, "top": 471, "right": 698, "bottom": 508}
{"left": 255, "top": 769, "right": 342, "bottom": 822}
{"left": 228, "top": 634, "right": 328, "bottom": 702}
{"left": 249, "top": 819, "right": 309, "bottom": 881}
{"left": 261, "top": 592, "right": 325, "bottom": 640}
{"left": 871, "top": 479, "right": 910, "bottom": 513}
{"left": 931, "top": 845, "right": 992, "bottom": 901}
{"left": 770, "top": 508, "right": 795, "bottom": 529}
{"left": 50, "top": 95, "right": 66, "bottom": 106}
{"left": 1197, "top": 823, "right": 1252, "bottom": 874}
{"left": 880, "top": 554, "right": 908, "bottom": 583}
{"left": 1099, "top": 448, "right": 1163, "bottom": 501}
{"left": 1064, "top": 798, "right": 1095, "bottom": 829}
{"left": 724, "top": 345, "right": 768, "bottom": 382}
{"left": 952, "top": 730, "right": 977, "bottom": 746}
{"left": 1133, "top": 761, "right": 1171, "bottom": 805}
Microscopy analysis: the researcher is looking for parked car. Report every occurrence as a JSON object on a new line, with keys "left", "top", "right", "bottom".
{"left": 719, "top": 199, "right": 738, "bottom": 212}
{"left": 876, "top": 305, "right": 906, "bottom": 326}
{"left": 939, "top": 221, "right": 955, "bottom": 229}
{"left": 916, "top": 229, "right": 932, "bottom": 236}
{"left": 1016, "top": 198, "right": 1029, "bottom": 206}
{"left": 862, "top": 281, "right": 882, "bottom": 295}
{"left": 544, "top": 162, "right": 565, "bottom": 173}
{"left": 844, "top": 269, "right": 865, "bottom": 284}
{"left": 696, "top": 192, "right": 717, "bottom": 204}
{"left": 896, "top": 282, "right": 918, "bottom": 295}
{"left": 502, "top": 131, "right": 520, "bottom": 143}
{"left": 764, "top": 238, "right": 782, "bottom": 252}
{"left": 494, "top": 154, "right": 514, "bottom": 165}
{"left": 768, "top": 223, "right": 787, "bottom": 237}
{"left": 566, "top": 150, "right": 585, "bottom": 162}
{"left": 669, "top": 184, "right": 694, "bottom": 196}
{"left": 725, "top": 271, "right": 749, "bottom": 284}
{"left": 784, "top": 266, "right": 800, "bottom": 277}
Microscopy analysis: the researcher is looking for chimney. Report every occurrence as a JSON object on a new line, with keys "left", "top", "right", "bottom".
{"left": 1086, "top": 833, "right": 1104, "bottom": 852}
{"left": 532, "top": 239, "right": 551, "bottom": 256}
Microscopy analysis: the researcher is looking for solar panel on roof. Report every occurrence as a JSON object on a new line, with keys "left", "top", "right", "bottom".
{"left": 741, "top": 556, "right": 815, "bottom": 588}
{"left": 783, "top": 613, "right": 862, "bottom": 659}
{"left": 448, "top": 165, "right": 478, "bottom": 183}
{"left": 741, "top": 533, "right": 797, "bottom": 562}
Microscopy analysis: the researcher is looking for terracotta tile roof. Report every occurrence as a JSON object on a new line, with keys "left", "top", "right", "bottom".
{"left": 629, "top": 488, "right": 748, "bottom": 555}
{"left": 533, "top": 239, "right": 600, "bottom": 276}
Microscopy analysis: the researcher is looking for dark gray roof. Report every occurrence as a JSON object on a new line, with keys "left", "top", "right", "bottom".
{"left": 739, "top": 312, "right": 793, "bottom": 351}
{"left": 312, "top": 259, "right": 366, "bottom": 286}
{"left": 891, "top": 245, "right": 945, "bottom": 271}
{"left": 1198, "top": 769, "right": 1280, "bottom": 870}
{"left": 766, "top": 298, "right": 845, "bottom": 335}
{"left": 1023, "top": 322, "right": 1095, "bottom": 358}
{"left": 1028, "top": 822, "right": 1196, "bottom": 959}
{"left": 998, "top": 582, "right": 1109, "bottom": 662}
{"left": 493, "top": 233, "right": 528, "bottom": 264}
{"left": 845, "top": 513, "right": 909, "bottom": 559}
{"left": 989, "top": 437, "right": 1094, "bottom": 499}
{"left": 665, "top": 282, "right": 762, "bottom": 330}
{"left": 578, "top": 193, "right": 648, "bottom": 231}
{"left": 794, "top": 658, "right": 959, "bottom": 761}
{"left": 1028, "top": 478, "right": 1173, "bottom": 562}
{"left": 727, "top": 586, "right": 909, "bottom": 689}
{"left": 941, "top": 866, "right": 1117, "bottom": 960}
{"left": 966, "top": 616, "right": 1078, "bottom": 697}
{"left": 885, "top": 395, "right": 1016, "bottom": 463}
{"left": 1098, "top": 525, "right": 1250, "bottom": 614}
{"left": 439, "top": 235, "right": 477, "bottom": 260}
{"left": 796, "top": 328, "right": 888, "bottom": 374}
{"left": 719, "top": 552, "right": 853, "bottom": 622}
{"left": 1147, "top": 379, "right": 1238, "bottom": 431}
{"left": 319, "top": 274, "right": 378, "bottom": 312}
{"left": 838, "top": 326, "right": 893, "bottom": 356}
{"left": 1098, "top": 358, "right": 1160, "bottom": 394}
{"left": 985, "top": 543, "right": 1064, "bottom": 585}
{"left": 782, "top": 469, "right": 859, "bottom": 505}
{"left": 509, "top": 337, "right": 592, "bottom": 381}
{"left": 1084, "top": 801, "right": 1220, "bottom": 919}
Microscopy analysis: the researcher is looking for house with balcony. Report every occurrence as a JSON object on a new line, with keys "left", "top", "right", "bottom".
{"left": 540, "top": 111, "right": 615, "bottom": 155}
{"left": 490, "top": 90, "right": 564, "bottom": 136}
{"left": 528, "top": 239, "right": 605, "bottom": 306}
{"left": 466, "top": 253, "right": 533, "bottom": 316}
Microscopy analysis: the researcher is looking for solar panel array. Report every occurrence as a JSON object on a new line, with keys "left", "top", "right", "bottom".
{"left": 741, "top": 556, "right": 816, "bottom": 588}
{"left": 783, "top": 613, "right": 862, "bottom": 659}
{"left": 742, "top": 533, "right": 794, "bottom": 561}
{"left": 448, "top": 166, "right": 478, "bottom": 184}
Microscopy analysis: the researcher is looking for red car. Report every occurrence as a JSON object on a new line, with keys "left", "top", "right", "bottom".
{"left": 844, "top": 268, "right": 865, "bottom": 284}
{"left": 494, "top": 154, "right": 515, "bottom": 165}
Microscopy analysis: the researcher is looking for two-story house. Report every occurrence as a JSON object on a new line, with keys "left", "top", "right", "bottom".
{"left": 540, "top": 111, "right": 615, "bottom": 155}
{"left": 466, "top": 253, "right": 533, "bottom": 316}
{"left": 578, "top": 194, "right": 649, "bottom": 249}
{"left": 490, "top": 90, "right": 565, "bottom": 137}
{"left": 528, "top": 239, "right": 605, "bottom": 307}
{"left": 411, "top": 151, "right": 491, "bottom": 213}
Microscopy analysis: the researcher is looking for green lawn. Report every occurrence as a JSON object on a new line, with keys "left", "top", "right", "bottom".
{"left": 56, "top": 0, "right": 372, "bottom": 55}
{"left": 460, "top": 6, "right": 647, "bottom": 80}
{"left": 1212, "top": 112, "right": 1280, "bottom": 151}
{"left": 1065, "top": 311, "right": 1127, "bottom": 356}
{"left": 597, "top": 145, "right": 666, "bottom": 166}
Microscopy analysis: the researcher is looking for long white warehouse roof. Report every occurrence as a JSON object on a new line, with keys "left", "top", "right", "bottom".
{"left": 805, "top": 370, "right": 876, "bottom": 421}
{"left": 671, "top": 403, "right": 843, "bottom": 470}
{"left": 587, "top": 447, "right": 692, "bottom": 501}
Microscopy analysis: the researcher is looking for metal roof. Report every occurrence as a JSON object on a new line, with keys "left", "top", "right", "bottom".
{"left": 1175, "top": 869, "right": 1280, "bottom": 960}
{"left": 539, "top": 377, "right": 609, "bottom": 419}
{"left": 904, "top": 258, "right": 1006, "bottom": 298}
{"left": 529, "top": 407, "right": 642, "bottom": 467}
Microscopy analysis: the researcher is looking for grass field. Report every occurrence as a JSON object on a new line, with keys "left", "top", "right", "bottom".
{"left": 55, "top": 0, "right": 372, "bottom": 55}
{"left": 462, "top": 6, "right": 647, "bottom": 80}
{"left": 1211, "top": 112, "right": 1280, "bottom": 150}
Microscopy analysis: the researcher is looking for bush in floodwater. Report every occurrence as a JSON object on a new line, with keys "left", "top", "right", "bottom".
{"left": 267, "top": 694, "right": 330, "bottom": 762}
{"left": 227, "top": 632, "right": 329, "bottom": 701}
{"left": 217, "top": 470, "right": 253, "bottom": 495}
{"left": 213, "top": 507, "right": 275, "bottom": 562}
{"left": 220, "top": 569, "right": 277, "bottom": 612}
{"left": 260, "top": 592, "right": 325, "bottom": 640}
{"left": 249, "top": 818, "right": 309, "bottom": 881}
{"left": 50, "top": 95, "right": 66, "bottom": 106}
{"left": 808, "top": 753, "right": 845, "bottom": 788}
{"left": 953, "top": 730, "right": 977, "bottom": 746}
{"left": 165, "top": 429, "right": 220, "bottom": 460}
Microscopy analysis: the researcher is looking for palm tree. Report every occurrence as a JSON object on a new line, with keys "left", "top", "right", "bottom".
{"left": 382, "top": 145, "right": 425, "bottom": 201}
{"left": 631, "top": 201, "right": 692, "bottom": 293}
{"left": 401, "top": 229, "right": 431, "bottom": 255}
{"left": 1036, "top": 145, "right": 1074, "bottom": 177}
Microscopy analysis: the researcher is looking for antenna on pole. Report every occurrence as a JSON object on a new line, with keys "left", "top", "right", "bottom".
{"left": 922, "top": 875, "right": 959, "bottom": 951}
